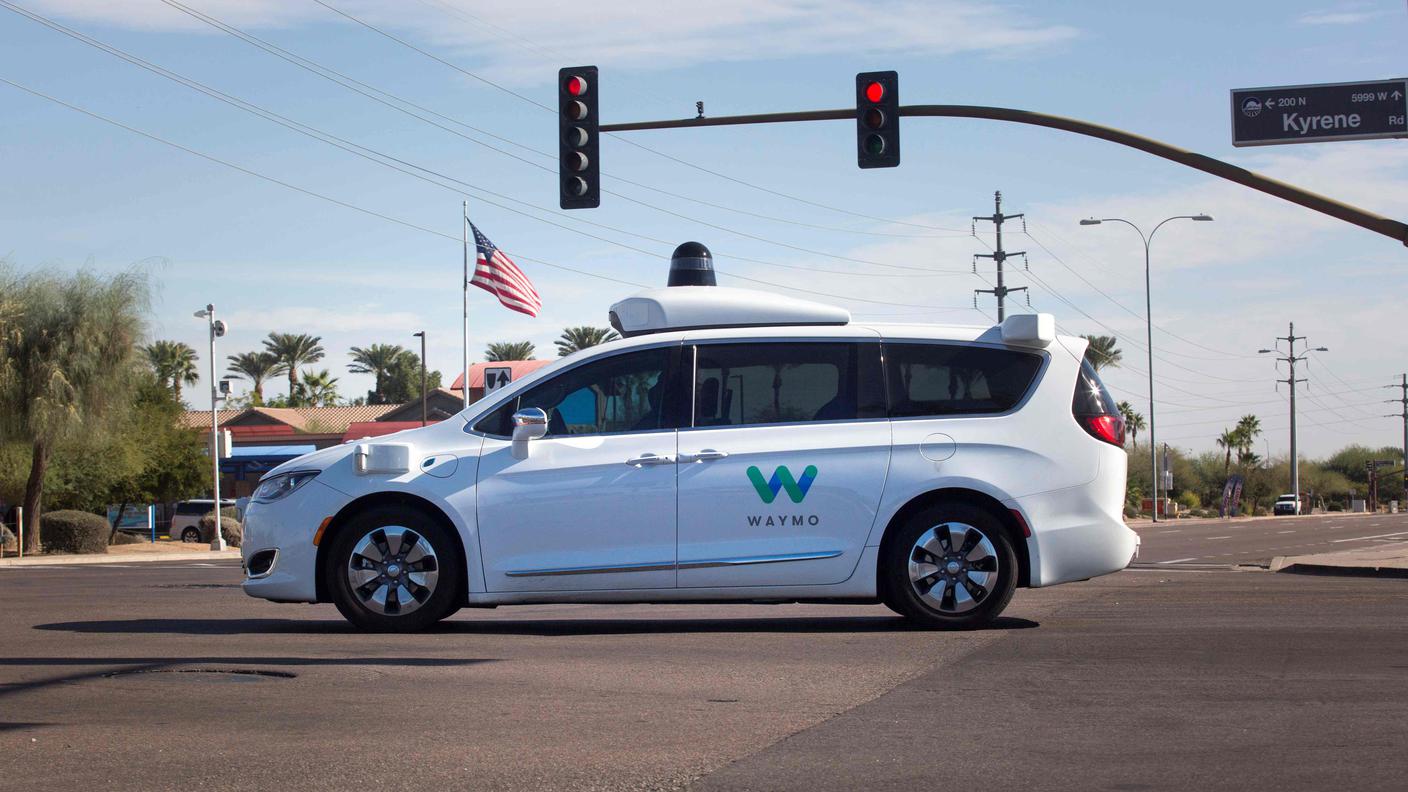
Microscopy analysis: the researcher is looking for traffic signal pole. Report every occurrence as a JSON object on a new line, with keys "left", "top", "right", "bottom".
{"left": 596, "top": 104, "right": 1408, "bottom": 246}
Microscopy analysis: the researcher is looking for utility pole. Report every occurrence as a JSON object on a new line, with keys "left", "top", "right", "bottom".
{"left": 1259, "top": 322, "right": 1328, "bottom": 513}
{"left": 413, "top": 331, "right": 428, "bottom": 427}
{"left": 972, "top": 191, "right": 1027, "bottom": 321}
{"left": 1385, "top": 373, "right": 1408, "bottom": 506}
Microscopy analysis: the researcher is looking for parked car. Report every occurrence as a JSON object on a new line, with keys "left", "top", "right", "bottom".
{"left": 170, "top": 499, "right": 237, "bottom": 542}
{"left": 241, "top": 280, "right": 1137, "bottom": 632}
{"left": 1273, "top": 494, "right": 1300, "bottom": 516}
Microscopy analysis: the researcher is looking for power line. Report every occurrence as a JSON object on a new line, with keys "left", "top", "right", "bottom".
{"left": 0, "top": 76, "right": 983, "bottom": 315}
{"left": 306, "top": 0, "right": 970, "bottom": 234}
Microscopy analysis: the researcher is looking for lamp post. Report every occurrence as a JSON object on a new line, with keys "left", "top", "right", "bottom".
{"left": 193, "top": 304, "right": 227, "bottom": 551}
{"left": 1079, "top": 214, "right": 1213, "bottom": 522}
{"left": 413, "top": 331, "right": 427, "bottom": 427}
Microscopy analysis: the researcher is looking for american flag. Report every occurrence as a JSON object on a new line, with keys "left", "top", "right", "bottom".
{"left": 469, "top": 221, "right": 542, "bottom": 317}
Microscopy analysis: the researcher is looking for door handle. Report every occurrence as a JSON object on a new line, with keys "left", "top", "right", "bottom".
{"left": 681, "top": 449, "right": 729, "bottom": 463}
{"left": 625, "top": 453, "right": 674, "bottom": 467}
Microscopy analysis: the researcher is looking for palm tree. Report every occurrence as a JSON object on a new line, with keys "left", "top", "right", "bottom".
{"left": 263, "top": 332, "right": 324, "bottom": 399}
{"left": 226, "top": 351, "right": 285, "bottom": 406}
{"left": 1081, "top": 335, "right": 1122, "bottom": 371}
{"left": 347, "top": 343, "right": 406, "bottom": 404}
{"left": 1235, "top": 414, "right": 1261, "bottom": 456}
{"left": 555, "top": 326, "right": 619, "bottom": 357}
{"left": 295, "top": 368, "right": 340, "bottom": 407}
{"left": 144, "top": 340, "right": 199, "bottom": 402}
{"left": 1117, "top": 401, "right": 1146, "bottom": 447}
{"left": 485, "top": 340, "right": 535, "bottom": 362}
{"left": 1216, "top": 428, "right": 1240, "bottom": 476}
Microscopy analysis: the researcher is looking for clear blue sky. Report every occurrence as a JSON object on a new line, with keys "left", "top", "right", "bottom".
{"left": 2, "top": 0, "right": 1405, "bottom": 458}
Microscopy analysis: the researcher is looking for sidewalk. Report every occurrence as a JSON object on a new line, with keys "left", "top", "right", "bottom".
{"left": 1125, "top": 510, "right": 1382, "bottom": 529}
{"left": 1271, "top": 540, "right": 1408, "bottom": 578}
{"left": 0, "top": 545, "right": 240, "bottom": 567}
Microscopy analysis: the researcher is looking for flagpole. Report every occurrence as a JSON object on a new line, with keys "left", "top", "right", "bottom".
{"left": 462, "top": 200, "right": 470, "bottom": 410}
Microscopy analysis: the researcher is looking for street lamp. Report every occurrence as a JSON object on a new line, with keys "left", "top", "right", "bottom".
{"left": 1080, "top": 214, "right": 1213, "bottom": 522}
{"left": 413, "top": 331, "right": 427, "bottom": 427}
{"left": 193, "top": 304, "right": 228, "bottom": 551}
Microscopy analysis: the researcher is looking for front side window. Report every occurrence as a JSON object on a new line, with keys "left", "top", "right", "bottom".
{"left": 692, "top": 342, "right": 883, "bottom": 427}
{"left": 474, "top": 347, "right": 674, "bottom": 437}
{"left": 885, "top": 342, "right": 1043, "bottom": 418}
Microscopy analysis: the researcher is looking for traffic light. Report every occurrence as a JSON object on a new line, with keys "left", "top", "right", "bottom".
{"left": 856, "top": 71, "right": 899, "bottom": 168}
{"left": 559, "top": 65, "right": 600, "bottom": 209}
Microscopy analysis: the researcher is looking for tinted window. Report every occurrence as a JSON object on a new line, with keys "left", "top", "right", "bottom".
{"left": 1072, "top": 357, "right": 1119, "bottom": 416}
{"left": 175, "top": 502, "right": 207, "bottom": 516}
{"left": 693, "top": 343, "right": 883, "bottom": 427}
{"left": 885, "top": 343, "right": 1042, "bottom": 417}
{"left": 474, "top": 348, "right": 674, "bottom": 437}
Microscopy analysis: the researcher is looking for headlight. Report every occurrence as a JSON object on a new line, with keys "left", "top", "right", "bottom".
{"left": 252, "top": 470, "right": 320, "bottom": 503}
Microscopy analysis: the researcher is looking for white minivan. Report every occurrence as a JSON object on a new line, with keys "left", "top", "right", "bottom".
{"left": 241, "top": 283, "right": 1136, "bottom": 631}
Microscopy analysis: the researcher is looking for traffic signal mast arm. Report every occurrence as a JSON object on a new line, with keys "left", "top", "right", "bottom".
{"left": 597, "top": 104, "right": 1408, "bottom": 246}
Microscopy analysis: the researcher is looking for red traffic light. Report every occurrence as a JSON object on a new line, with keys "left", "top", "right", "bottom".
{"left": 865, "top": 81, "right": 884, "bottom": 103}
{"left": 565, "top": 75, "right": 589, "bottom": 96}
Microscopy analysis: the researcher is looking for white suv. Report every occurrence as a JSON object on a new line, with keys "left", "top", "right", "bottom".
{"left": 241, "top": 285, "right": 1136, "bottom": 631}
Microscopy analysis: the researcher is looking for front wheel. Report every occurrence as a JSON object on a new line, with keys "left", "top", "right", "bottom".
{"left": 180, "top": 527, "right": 201, "bottom": 543}
{"left": 882, "top": 503, "right": 1018, "bottom": 630}
{"left": 326, "top": 508, "right": 462, "bottom": 632}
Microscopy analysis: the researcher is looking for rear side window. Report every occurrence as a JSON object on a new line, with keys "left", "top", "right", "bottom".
{"left": 885, "top": 343, "right": 1043, "bottom": 417}
{"left": 175, "top": 502, "right": 206, "bottom": 516}
{"left": 693, "top": 342, "right": 884, "bottom": 427}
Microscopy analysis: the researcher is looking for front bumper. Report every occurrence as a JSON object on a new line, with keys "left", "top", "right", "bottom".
{"left": 241, "top": 480, "right": 350, "bottom": 603}
{"left": 1010, "top": 483, "right": 1139, "bottom": 588}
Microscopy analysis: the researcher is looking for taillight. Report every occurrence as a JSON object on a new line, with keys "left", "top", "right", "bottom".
{"left": 1079, "top": 414, "right": 1125, "bottom": 447}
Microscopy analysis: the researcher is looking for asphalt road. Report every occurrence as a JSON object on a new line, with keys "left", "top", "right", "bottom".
{"left": 1132, "top": 511, "right": 1408, "bottom": 566}
{"left": 3, "top": 553, "right": 1406, "bottom": 792}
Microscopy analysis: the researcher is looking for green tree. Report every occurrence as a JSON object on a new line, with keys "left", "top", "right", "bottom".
{"left": 1081, "top": 334, "right": 1122, "bottom": 371}
{"left": 380, "top": 350, "right": 442, "bottom": 404}
{"left": 347, "top": 343, "right": 406, "bottom": 405}
{"left": 485, "top": 340, "right": 535, "bottom": 362}
{"left": 1235, "top": 414, "right": 1262, "bottom": 457}
{"left": 295, "top": 368, "right": 341, "bottom": 407}
{"left": 0, "top": 268, "right": 149, "bottom": 553}
{"left": 263, "top": 332, "right": 324, "bottom": 401}
{"left": 226, "top": 351, "right": 284, "bottom": 407}
{"left": 555, "top": 326, "right": 619, "bottom": 357}
{"left": 100, "top": 375, "right": 209, "bottom": 541}
{"left": 143, "top": 339, "right": 199, "bottom": 403}
{"left": 1117, "top": 401, "right": 1145, "bottom": 447}
{"left": 1216, "top": 428, "right": 1240, "bottom": 476}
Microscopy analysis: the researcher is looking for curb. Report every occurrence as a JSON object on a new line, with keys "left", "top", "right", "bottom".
{"left": 1269, "top": 559, "right": 1408, "bottom": 579}
{"left": 0, "top": 550, "right": 241, "bottom": 568}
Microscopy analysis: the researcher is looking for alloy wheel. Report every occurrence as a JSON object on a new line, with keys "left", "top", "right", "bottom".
{"left": 906, "top": 522, "right": 999, "bottom": 614}
{"left": 346, "top": 526, "right": 440, "bottom": 616}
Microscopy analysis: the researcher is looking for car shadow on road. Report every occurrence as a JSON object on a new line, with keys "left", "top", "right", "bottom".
{"left": 34, "top": 615, "right": 1039, "bottom": 636}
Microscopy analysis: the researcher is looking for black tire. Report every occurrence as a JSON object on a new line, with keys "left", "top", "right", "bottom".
{"left": 881, "top": 502, "right": 1018, "bottom": 630}
{"left": 181, "top": 527, "right": 201, "bottom": 543}
{"left": 325, "top": 507, "right": 462, "bottom": 633}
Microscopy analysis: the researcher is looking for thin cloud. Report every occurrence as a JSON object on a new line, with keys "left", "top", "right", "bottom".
{"left": 25, "top": 0, "right": 1079, "bottom": 81}
{"left": 1296, "top": 5, "right": 1397, "bottom": 25}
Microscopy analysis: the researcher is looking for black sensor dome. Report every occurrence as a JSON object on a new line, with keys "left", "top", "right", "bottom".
{"left": 668, "top": 241, "right": 716, "bottom": 287}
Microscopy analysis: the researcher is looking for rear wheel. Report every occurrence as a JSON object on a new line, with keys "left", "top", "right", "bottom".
{"left": 180, "top": 527, "right": 201, "bottom": 543}
{"left": 326, "top": 507, "right": 462, "bottom": 632}
{"left": 882, "top": 502, "right": 1018, "bottom": 630}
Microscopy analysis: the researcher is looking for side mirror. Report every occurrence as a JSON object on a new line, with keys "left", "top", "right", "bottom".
{"left": 511, "top": 407, "right": 549, "bottom": 459}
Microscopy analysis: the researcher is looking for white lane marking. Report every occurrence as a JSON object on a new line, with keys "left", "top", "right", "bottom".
{"left": 1277, "top": 530, "right": 1296, "bottom": 534}
{"left": 1156, "top": 557, "right": 1200, "bottom": 564}
{"left": 1207, "top": 536, "right": 1232, "bottom": 540}
{"left": 1158, "top": 530, "right": 1182, "bottom": 534}
{"left": 1330, "top": 530, "right": 1408, "bottom": 543}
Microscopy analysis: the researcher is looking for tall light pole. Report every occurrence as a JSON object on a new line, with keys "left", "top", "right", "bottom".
{"left": 413, "top": 331, "right": 427, "bottom": 427}
{"left": 193, "top": 304, "right": 227, "bottom": 551}
{"left": 1260, "top": 325, "right": 1327, "bottom": 513}
{"left": 1080, "top": 214, "right": 1213, "bottom": 522}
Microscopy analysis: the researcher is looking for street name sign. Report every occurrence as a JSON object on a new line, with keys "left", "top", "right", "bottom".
{"left": 1231, "top": 79, "right": 1407, "bottom": 147}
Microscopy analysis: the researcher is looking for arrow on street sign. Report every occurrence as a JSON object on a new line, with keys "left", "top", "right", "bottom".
{"left": 1231, "top": 78, "right": 1408, "bottom": 146}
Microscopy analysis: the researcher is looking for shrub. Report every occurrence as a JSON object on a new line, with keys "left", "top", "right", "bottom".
{"left": 111, "top": 531, "right": 147, "bottom": 545}
{"left": 1328, "top": 502, "right": 1345, "bottom": 512}
{"left": 199, "top": 514, "right": 242, "bottom": 548}
{"left": 40, "top": 510, "right": 110, "bottom": 554}
{"left": 1, "top": 523, "right": 15, "bottom": 551}
{"left": 1176, "top": 492, "right": 1201, "bottom": 510}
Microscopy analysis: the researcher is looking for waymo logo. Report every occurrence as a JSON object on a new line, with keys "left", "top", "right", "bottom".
{"left": 746, "top": 465, "right": 818, "bottom": 504}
